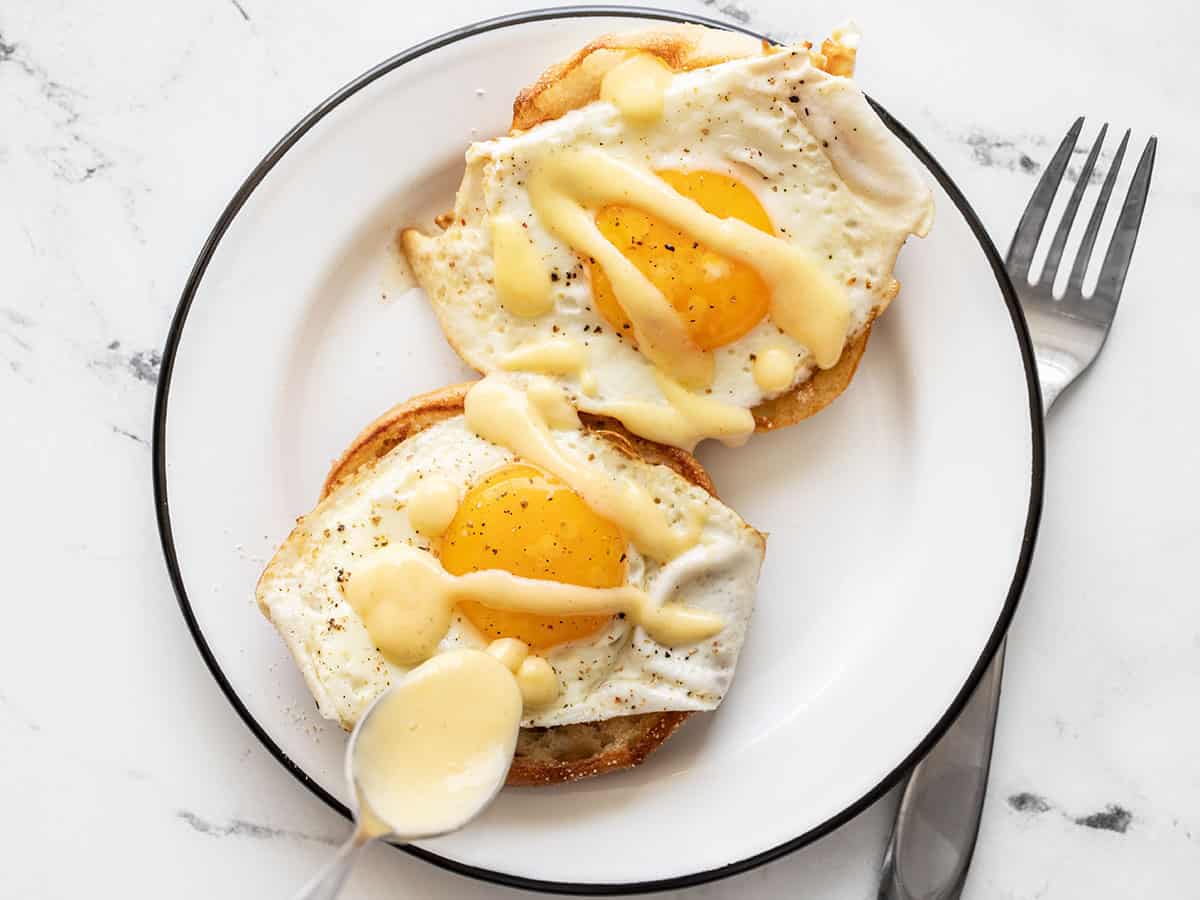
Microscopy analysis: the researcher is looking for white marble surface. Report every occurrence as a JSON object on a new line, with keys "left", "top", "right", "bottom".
{"left": 2, "top": 0, "right": 1196, "bottom": 896}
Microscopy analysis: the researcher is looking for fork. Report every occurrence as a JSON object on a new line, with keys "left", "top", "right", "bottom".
{"left": 877, "top": 118, "right": 1157, "bottom": 900}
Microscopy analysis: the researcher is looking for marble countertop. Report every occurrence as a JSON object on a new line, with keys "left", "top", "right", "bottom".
{"left": 3, "top": 0, "right": 1196, "bottom": 896}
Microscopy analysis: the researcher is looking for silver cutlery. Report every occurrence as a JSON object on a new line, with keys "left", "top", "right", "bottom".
{"left": 291, "top": 657, "right": 519, "bottom": 900}
{"left": 877, "top": 117, "right": 1157, "bottom": 900}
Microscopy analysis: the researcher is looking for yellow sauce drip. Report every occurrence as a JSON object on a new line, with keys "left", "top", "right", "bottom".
{"left": 490, "top": 214, "right": 553, "bottom": 317}
{"left": 500, "top": 340, "right": 752, "bottom": 448}
{"left": 464, "top": 377, "right": 703, "bottom": 561}
{"left": 527, "top": 149, "right": 850, "bottom": 373}
{"left": 406, "top": 477, "right": 460, "bottom": 538}
{"left": 502, "top": 341, "right": 601, "bottom": 408}
{"left": 443, "top": 462, "right": 620, "bottom": 650}
{"left": 501, "top": 339, "right": 588, "bottom": 378}
{"left": 580, "top": 370, "right": 599, "bottom": 396}
{"left": 515, "top": 655, "right": 560, "bottom": 708}
{"left": 485, "top": 637, "right": 529, "bottom": 672}
{"left": 599, "top": 53, "right": 674, "bottom": 125}
{"left": 752, "top": 346, "right": 798, "bottom": 394}
{"left": 353, "top": 649, "right": 521, "bottom": 837}
{"left": 484, "top": 638, "right": 560, "bottom": 708}
{"left": 592, "top": 169, "right": 774, "bottom": 351}
{"left": 528, "top": 158, "right": 710, "bottom": 388}
{"left": 345, "top": 544, "right": 724, "bottom": 666}
{"left": 525, "top": 379, "right": 582, "bottom": 430}
{"left": 600, "top": 372, "right": 754, "bottom": 452}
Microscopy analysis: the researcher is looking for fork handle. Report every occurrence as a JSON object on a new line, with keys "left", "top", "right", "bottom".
{"left": 879, "top": 370, "right": 1055, "bottom": 900}
{"left": 877, "top": 642, "right": 1006, "bottom": 900}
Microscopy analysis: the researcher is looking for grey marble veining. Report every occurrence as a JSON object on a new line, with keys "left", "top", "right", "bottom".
{"left": 0, "top": 31, "right": 112, "bottom": 184}
{"left": 176, "top": 810, "right": 341, "bottom": 846}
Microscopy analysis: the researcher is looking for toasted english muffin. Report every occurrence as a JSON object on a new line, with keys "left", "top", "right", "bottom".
{"left": 265, "top": 382, "right": 753, "bottom": 786}
{"left": 403, "top": 24, "right": 927, "bottom": 442}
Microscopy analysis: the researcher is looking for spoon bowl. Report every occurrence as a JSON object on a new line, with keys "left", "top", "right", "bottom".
{"left": 291, "top": 650, "right": 524, "bottom": 900}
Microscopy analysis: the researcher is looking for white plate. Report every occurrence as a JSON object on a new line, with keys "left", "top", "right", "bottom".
{"left": 154, "top": 7, "right": 1042, "bottom": 893}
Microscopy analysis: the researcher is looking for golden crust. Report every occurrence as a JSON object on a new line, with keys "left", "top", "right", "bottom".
{"left": 511, "top": 24, "right": 767, "bottom": 132}
{"left": 507, "top": 710, "right": 691, "bottom": 786}
{"left": 404, "top": 25, "right": 881, "bottom": 435}
{"left": 322, "top": 382, "right": 477, "bottom": 497}
{"left": 753, "top": 311, "right": 880, "bottom": 429}
{"left": 319, "top": 382, "right": 738, "bottom": 786}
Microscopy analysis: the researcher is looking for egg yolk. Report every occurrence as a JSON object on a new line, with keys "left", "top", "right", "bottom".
{"left": 439, "top": 464, "right": 625, "bottom": 651}
{"left": 590, "top": 170, "right": 775, "bottom": 351}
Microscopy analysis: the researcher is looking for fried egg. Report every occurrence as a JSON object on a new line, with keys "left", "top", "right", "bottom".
{"left": 404, "top": 29, "right": 934, "bottom": 450}
{"left": 256, "top": 404, "right": 764, "bottom": 730}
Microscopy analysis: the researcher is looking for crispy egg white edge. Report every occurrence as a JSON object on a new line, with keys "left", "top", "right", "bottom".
{"left": 256, "top": 415, "right": 765, "bottom": 730}
{"left": 409, "top": 45, "right": 933, "bottom": 421}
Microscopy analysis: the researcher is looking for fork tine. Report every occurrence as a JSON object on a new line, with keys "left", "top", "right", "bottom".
{"left": 1066, "top": 130, "right": 1130, "bottom": 295}
{"left": 1006, "top": 117, "right": 1084, "bottom": 278}
{"left": 1039, "top": 124, "right": 1107, "bottom": 289}
{"left": 1092, "top": 137, "right": 1157, "bottom": 303}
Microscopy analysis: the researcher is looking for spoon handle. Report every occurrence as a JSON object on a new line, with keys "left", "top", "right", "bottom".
{"left": 291, "top": 828, "right": 373, "bottom": 900}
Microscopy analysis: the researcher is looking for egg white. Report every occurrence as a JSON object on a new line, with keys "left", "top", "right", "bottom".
{"left": 407, "top": 42, "right": 934, "bottom": 432}
{"left": 256, "top": 415, "right": 764, "bottom": 729}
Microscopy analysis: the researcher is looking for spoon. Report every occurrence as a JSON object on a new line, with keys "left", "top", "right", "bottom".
{"left": 290, "top": 650, "right": 524, "bottom": 900}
